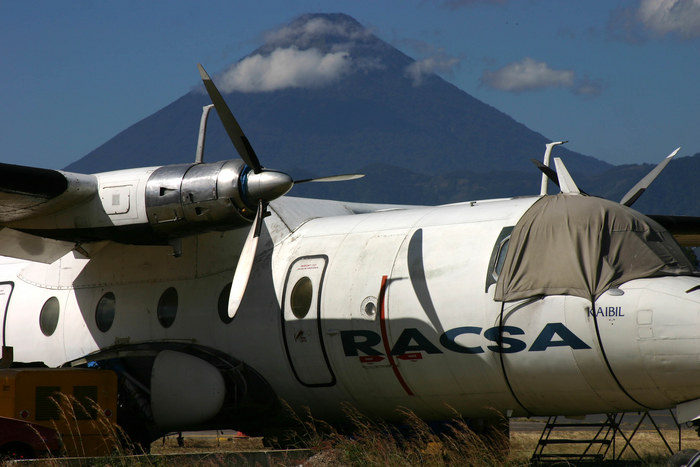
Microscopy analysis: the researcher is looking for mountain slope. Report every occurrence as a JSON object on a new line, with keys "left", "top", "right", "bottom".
{"left": 65, "top": 13, "right": 611, "bottom": 178}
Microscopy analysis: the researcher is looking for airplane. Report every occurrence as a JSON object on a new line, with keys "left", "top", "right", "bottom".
{"left": 1, "top": 64, "right": 700, "bottom": 450}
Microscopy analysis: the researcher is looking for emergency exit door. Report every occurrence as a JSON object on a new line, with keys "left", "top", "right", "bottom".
{"left": 281, "top": 256, "right": 335, "bottom": 387}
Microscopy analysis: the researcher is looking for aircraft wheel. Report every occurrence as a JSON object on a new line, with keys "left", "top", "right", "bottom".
{"left": 667, "top": 448, "right": 700, "bottom": 467}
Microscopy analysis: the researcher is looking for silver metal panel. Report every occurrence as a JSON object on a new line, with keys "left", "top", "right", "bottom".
{"left": 145, "top": 164, "right": 190, "bottom": 228}
{"left": 145, "top": 159, "right": 250, "bottom": 238}
{"left": 181, "top": 162, "right": 220, "bottom": 204}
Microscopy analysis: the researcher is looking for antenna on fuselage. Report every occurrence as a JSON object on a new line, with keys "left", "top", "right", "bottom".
{"left": 540, "top": 141, "right": 567, "bottom": 195}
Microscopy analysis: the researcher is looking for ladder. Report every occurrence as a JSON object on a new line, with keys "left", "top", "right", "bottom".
{"left": 530, "top": 411, "right": 681, "bottom": 464}
{"left": 531, "top": 413, "right": 617, "bottom": 464}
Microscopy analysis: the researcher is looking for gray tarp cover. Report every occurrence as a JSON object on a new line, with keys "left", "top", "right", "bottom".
{"left": 494, "top": 194, "right": 696, "bottom": 302}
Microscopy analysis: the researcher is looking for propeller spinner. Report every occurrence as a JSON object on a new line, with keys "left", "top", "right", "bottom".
{"left": 197, "top": 64, "right": 363, "bottom": 318}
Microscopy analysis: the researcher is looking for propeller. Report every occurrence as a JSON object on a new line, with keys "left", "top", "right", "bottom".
{"left": 198, "top": 64, "right": 263, "bottom": 173}
{"left": 619, "top": 147, "right": 679, "bottom": 207}
{"left": 228, "top": 200, "right": 267, "bottom": 315}
{"left": 295, "top": 173, "right": 364, "bottom": 184}
{"left": 197, "top": 64, "right": 363, "bottom": 318}
{"left": 532, "top": 158, "right": 559, "bottom": 188}
{"left": 532, "top": 145, "right": 678, "bottom": 207}
{"left": 532, "top": 158, "right": 590, "bottom": 196}
{"left": 553, "top": 158, "right": 581, "bottom": 194}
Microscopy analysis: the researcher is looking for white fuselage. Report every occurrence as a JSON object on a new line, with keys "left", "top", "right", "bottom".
{"left": 3, "top": 195, "right": 700, "bottom": 431}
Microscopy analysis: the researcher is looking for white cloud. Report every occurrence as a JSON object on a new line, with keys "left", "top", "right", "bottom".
{"left": 264, "top": 16, "right": 370, "bottom": 48}
{"left": 218, "top": 47, "right": 351, "bottom": 93}
{"left": 405, "top": 56, "right": 461, "bottom": 86}
{"left": 636, "top": 0, "right": 700, "bottom": 38}
{"left": 481, "top": 58, "right": 574, "bottom": 92}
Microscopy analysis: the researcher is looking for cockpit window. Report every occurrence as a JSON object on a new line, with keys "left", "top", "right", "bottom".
{"left": 485, "top": 226, "right": 513, "bottom": 292}
{"left": 494, "top": 237, "right": 510, "bottom": 279}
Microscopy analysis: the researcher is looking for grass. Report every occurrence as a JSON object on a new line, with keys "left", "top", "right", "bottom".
{"left": 281, "top": 404, "right": 512, "bottom": 466}
{"left": 150, "top": 410, "right": 700, "bottom": 466}
{"left": 15, "top": 401, "right": 700, "bottom": 466}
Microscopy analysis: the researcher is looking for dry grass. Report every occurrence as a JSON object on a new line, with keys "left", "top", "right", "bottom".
{"left": 279, "top": 404, "right": 522, "bottom": 466}
{"left": 16, "top": 403, "right": 700, "bottom": 466}
{"left": 47, "top": 392, "right": 125, "bottom": 458}
{"left": 147, "top": 412, "right": 700, "bottom": 466}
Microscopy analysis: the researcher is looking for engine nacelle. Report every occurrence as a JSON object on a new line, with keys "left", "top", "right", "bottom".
{"left": 1, "top": 159, "right": 257, "bottom": 257}
{"left": 145, "top": 159, "right": 253, "bottom": 238}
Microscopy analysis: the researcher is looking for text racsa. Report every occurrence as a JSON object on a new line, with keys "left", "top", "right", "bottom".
{"left": 341, "top": 322, "right": 590, "bottom": 362}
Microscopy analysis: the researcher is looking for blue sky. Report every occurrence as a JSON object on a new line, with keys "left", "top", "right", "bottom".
{"left": 1, "top": 0, "right": 699, "bottom": 170}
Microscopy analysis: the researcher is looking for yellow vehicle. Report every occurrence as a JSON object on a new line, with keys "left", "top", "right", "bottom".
{"left": 0, "top": 368, "right": 118, "bottom": 457}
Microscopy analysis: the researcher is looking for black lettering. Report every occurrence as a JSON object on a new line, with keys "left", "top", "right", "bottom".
{"left": 391, "top": 328, "right": 442, "bottom": 355}
{"left": 439, "top": 327, "right": 484, "bottom": 354}
{"left": 484, "top": 326, "right": 527, "bottom": 353}
{"left": 529, "top": 323, "right": 591, "bottom": 352}
{"left": 341, "top": 330, "right": 383, "bottom": 356}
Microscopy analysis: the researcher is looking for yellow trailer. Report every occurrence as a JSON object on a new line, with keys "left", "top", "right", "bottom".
{"left": 0, "top": 368, "right": 118, "bottom": 457}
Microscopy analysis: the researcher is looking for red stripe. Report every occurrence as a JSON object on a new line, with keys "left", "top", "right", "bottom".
{"left": 378, "top": 275, "right": 414, "bottom": 396}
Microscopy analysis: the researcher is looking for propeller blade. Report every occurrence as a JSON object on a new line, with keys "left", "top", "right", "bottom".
{"left": 553, "top": 158, "right": 581, "bottom": 194}
{"left": 295, "top": 173, "right": 365, "bottom": 184}
{"left": 197, "top": 64, "right": 263, "bottom": 173}
{"left": 531, "top": 159, "right": 560, "bottom": 188}
{"left": 228, "top": 200, "right": 266, "bottom": 318}
{"left": 619, "top": 147, "right": 680, "bottom": 207}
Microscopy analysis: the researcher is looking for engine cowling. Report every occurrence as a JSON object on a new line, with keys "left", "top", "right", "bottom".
{"left": 145, "top": 159, "right": 253, "bottom": 238}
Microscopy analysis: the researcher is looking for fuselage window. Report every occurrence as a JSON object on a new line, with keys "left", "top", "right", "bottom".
{"left": 218, "top": 283, "right": 233, "bottom": 324}
{"left": 157, "top": 287, "right": 178, "bottom": 328}
{"left": 39, "top": 297, "right": 60, "bottom": 336}
{"left": 95, "top": 292, "right": 116, "bottom": 332}
{"left": 290, "top": 276, "right": 313, "bottom": 319}
{"left": 493, "top": 236, "right": 510, "bottom": 280}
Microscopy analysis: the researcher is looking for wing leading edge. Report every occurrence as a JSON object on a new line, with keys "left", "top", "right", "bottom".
{"left": 648, "top": 215, "right": 700, "bottom": 247}
{"left": 0, "top": 162, "right": 97, "bottom": 223}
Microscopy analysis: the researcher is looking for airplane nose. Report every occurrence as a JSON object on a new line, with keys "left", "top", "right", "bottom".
{"left": 597, "top": 277, "right": 700, "bottom": 409}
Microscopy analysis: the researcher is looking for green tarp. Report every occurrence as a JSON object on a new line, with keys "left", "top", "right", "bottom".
{"left": 494, "top": 194, "right": 696, "bottom": 302}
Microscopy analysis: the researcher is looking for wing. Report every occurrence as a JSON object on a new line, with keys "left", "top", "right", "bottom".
{"left": 0, "top": 163, "right": 100, "bottom": 262}
{"left": 0, "top": 162, "right": 97, "bottom": 223}
{"left": 648, "top": 215, "right": 700, "bottom": 247}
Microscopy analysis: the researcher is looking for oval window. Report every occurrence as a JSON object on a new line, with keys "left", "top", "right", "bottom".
{"left": 218, "top": 283, "right": 233, "bottom": 324}
{"left": 95, "top": 292, "right": 116, "bottom": 332}
{"left": 40, "top": 297, "right": 60, "bottom": 336}
{"left": 157, "top": 287, "right": 178, "bottom": 328}
{"left": 290, "top": 277, "right": 313, "bottom": 319}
